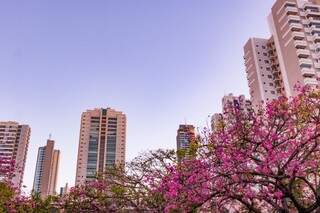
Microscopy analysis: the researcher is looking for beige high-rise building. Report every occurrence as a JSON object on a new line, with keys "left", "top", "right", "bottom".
{"left": 75, "top": 108, "right": 126, "bottom": 185}
{"left": 0, "top": 121, "right": 31, "bottom": 189}
{"left": 33, "top": 139, "right": 60, "bottom": 198}
{"left": 211, "top": 94, "right": 252, "bottom": 131}
{"left": 244, "top": 0, "right": 320, "bottom": 108}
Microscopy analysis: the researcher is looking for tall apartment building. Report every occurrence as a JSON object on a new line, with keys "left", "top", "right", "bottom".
{"left": 244, "top": 0, "right": 320, "bottom": 107}
{"left": 176, "top": 124, "right": 195, "bottom": 153}
{"left": 75, "top": 108, "right": 126, "bottom": 185}
{"left": 0, "top": 121, "right": 31, "bottom": 189}
{"left": 244, "top": 38, "right": 284, "bottom": 107}
{"left": 211, "top": 94, "right": 252, "bottom": 131}
{"left": 33, "top": 139, "right": 60, "bottom": 198}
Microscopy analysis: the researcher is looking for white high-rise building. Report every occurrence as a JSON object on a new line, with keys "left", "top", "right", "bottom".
{"left": 244, "top": 0, "right": 320, "bottom": 108}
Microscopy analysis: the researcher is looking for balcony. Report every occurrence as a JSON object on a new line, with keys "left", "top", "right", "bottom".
{"left": 297, "top": 49, "right": 310, "bottom": 58}
{"left": 294, "top": 40, "right": 307, "bottom": 48}
{"left": 313, "top": 34, "right": 320, "bottom": 43}
{"left": 306, "top": 9, "right": 320, "bottom": 18}
{"left": 274, "top": 79, "right": 282, "bottom": 85}
{"left": 292, "top": 31, "right": 305, "bottom": 40}
{"left": 310, "top": 25, "right": 320, "bottom": 33}
{"left": 285, "top": 7, "right": 299, "bottom": 15}
{"left": 270, "top": 54, "right": 277, "bottom": 59}
{"left": 273, "top": 75, "right": 281, "bottom": 82}
{"left": 308, "top": 17, "right": 320, "bottom": 24}
{"left": 287, "top": 14, "right": 300, "bottom": 22}
{"left": 301, "top": 67, "right": 315, "bottom": 77}
{"left": 303, "top": 77, "right": 318, "bottom": 85}
{"left": 299, "top": 58, "right": 313, "bottom": 66}
{"left": 272, "top": 68, "right": 281, "bottom": 73}
{"left": 283, "top": 1, "right": 297, "bottom": 8}
{"left": 289, "top": 23, "right": 303, "bottom": 31}
{"left": 304, "top": 3, "right": 320, "bottom": 11}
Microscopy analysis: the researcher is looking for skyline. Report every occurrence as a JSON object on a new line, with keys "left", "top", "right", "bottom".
{"left": 0, "top": 0, "right": 274, "bottom": 192}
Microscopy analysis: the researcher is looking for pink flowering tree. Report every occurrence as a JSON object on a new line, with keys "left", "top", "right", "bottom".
{"left": 156, "top": 87, "right": 320, "bottom": 212}
{"left": 0, "top": 156, "right": 58, "bottom": 212}
{"left": 60, "top": 178, "right": 116, "bottom": 212}
{"left": 0, "top": 157, "right": 35, "bottom": 211}
{"left": 0, "top": 157, "right": 15, "bottom": 181}
{"left": 60, "top": 149, "right": 176, "bottom": 212}
{"left": 0, "top": 156, "right": 16, "bottom": 211}
{"left": 59, "top": 87, "right": 320, "bottom": 212}
{"left": 4, "top": 87, "right": 320, "bottom": 212}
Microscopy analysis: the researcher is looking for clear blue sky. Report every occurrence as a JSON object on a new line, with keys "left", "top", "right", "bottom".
{"left": 0, "top": 0, "right": 274, "bottom": 192}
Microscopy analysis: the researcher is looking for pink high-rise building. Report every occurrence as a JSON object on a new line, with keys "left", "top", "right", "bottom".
{"left": 0, "top": 121, "right": 31, "bottom": 189}
{"left": 33, "top": 139, "right": 60, "bottom": 198}
{"left": 244, "top": 0, "right": 320, "bottom": 108}
{"left": 75, "top": 108, "right": 126, "bottom": 185}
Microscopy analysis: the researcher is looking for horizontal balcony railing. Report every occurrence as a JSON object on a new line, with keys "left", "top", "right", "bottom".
{"left": 299, "top": 58, "right": 313, "bottom": 66}
{"left": 287, "top": 14, "right": 300, "bottom": 21}
{"left": 289, "top": 23, "right": 303, "bottom": 31}
{"left": 285, "top": 7, "right": 299, "bottom": 15}
{"left": 297, "top": 49, "right": 310, "bottom": 58}
{"left": 310, "top": 25, "right": 320, "bottom": 33}
{"left": 301, "top": 67, "right": 316, "bottom": 77}
{"left": 303, "top": 77, "right": 318, "bottom": 85}
{"left": 292, "top": 31, "right": 305, "bottom": 40}
{"left": 294, "top": 40, "right": 307, "bottom": 48}
{"left": 306, "top": 9, "right": 320, "bottom": 18}
{"left": 308, "top": 17, "right": 320, "bottom": 24}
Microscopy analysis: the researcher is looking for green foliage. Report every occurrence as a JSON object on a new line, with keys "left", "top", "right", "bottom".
{"left": 0, "top": 182, "right": 14, "bottom": 212}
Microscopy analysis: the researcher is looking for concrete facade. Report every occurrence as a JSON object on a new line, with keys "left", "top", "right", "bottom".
{"left": 244, "top": 0, "right": 320, "bottom": 107}
{"left": 75, "top": 108, "right": 126, "bottom": 185}
{"left": 0, "top": 121, "right": 31, "bottom": 189}
{"left": 33, "top": 139, "right": 60, "bottom": 198}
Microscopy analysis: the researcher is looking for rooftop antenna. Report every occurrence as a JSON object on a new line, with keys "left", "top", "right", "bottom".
{"left": 184, "top": 117, "right": 187, "bottom": 125}
{"left": 49, "top": 133, "right": 52, "bottom": 140}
